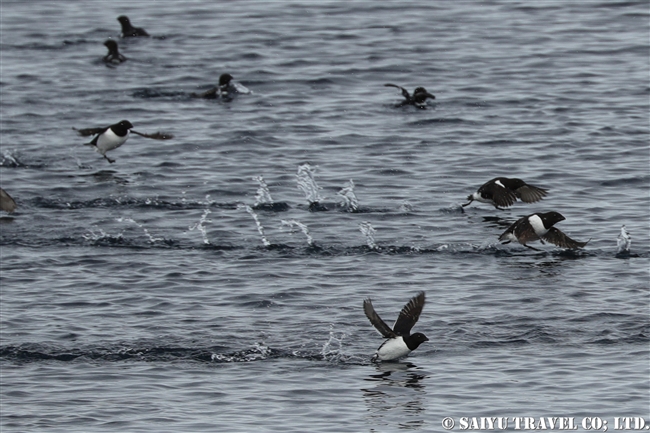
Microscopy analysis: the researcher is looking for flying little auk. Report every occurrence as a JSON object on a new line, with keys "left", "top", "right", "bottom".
{"left": 191, "top": 73, "right": 251, "bottom": 100}
{"left": 117, "top": 16, "right": 149, "bottom": 37}
{"left": 0, "top": 188, "right": 16, "bottom": 213}
{"left": 83, "top": 120, "right": 133, "bottom": 164}
{"left": 103, "top": 39, "right": 127, "bottom": 65}
{"left": 499, "top": 211, "right": 588, "bottom": 250}
{"left": 463, "top": 177, "right": 548, "bottom": 210}
{"left": 363, "top": 291, "right": 428, "bottom": 362}
{"left": 75, "top": 121, "right": 172, "bottom": 163}
{"left": 384, "top": 84, "right": 435, "bottom": 108}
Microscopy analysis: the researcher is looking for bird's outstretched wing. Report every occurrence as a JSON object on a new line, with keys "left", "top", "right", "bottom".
{"left": 480, "top": 179, "right": 518, "bottom": 208}
{"left": 384, "top": 83, "right": 410, "bottom": 100}
{"left": 393, "top": 291, "right": 425, "bottom": 336}
{"left": 542, "top": 227, "right": 588, "bottom": 249}
{"left": 131, "top": 130, "right": 174, "bottom": 140}
{"left": 0, "top": 188, "right": 16, "bottom": 213}
{"left": 513, "top": 184, "right": 548, "bottom": 204}
{"left": 72, "top": 126, "right": 108, "bottom": 137}
{"left": 364, "top": 298, "right": 397, "bottom": 338}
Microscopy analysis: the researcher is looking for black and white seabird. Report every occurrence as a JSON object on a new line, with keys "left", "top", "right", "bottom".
{"left": 384, "top": 84, "right": 435, "bottom": 108}
{"left": 463, "top": 177, "right": 548, "bottom": 210}
{"left": 83, "top": 120, "right": 133, "bottom": 164}
{"left": 499, "top": 211, "right": 588, "bottom": 250}
{"left": 103, "top": 39, "right": 127, "bottom": 65}
{"left": 363, "top": 291, "right": 428, "bottom": 362}
{"left": 191, "top": 73, "right": 251, "bottom": 100}
{"left": 0, "top": 188, "right": 16, "bottom": 213}
{"left": 117, "top": 15, "right": 149, "bottom": 37}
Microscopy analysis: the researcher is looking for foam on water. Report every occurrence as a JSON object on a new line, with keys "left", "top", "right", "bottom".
{"left": 359, "top": 221, "right": 378, "bottom": 250}
{"left": 117, "top": 217, "right": 165, "bottom": 244}
{"left": 188, "top": 208, "right": 212, "bottom": 245}
{"left": 252, "top": 175, "right": 274, "bottom": 207}
{"left": 338, "top": 179, "right": 359, "bottom": 212}
{"left": 239, "top": 204, "right": 271, "bottom": 247}
{"left": 280, "top": 219, "right": 314, "bottom": 247}
{"left": 296, "top": 163, "right": 325, "bottom": 205}
{"left": 616, "top": 225, "right": 631, "bottom": 255}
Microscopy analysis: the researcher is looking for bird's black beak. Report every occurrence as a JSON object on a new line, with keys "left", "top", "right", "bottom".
{"left": 427, "top": 93, "right": 435, "bottom": 99}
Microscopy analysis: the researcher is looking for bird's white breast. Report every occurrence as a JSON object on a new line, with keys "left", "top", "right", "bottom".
{"left": 528, "top": 214, "right": 548, "bottom": 236}
{"left": 96, "top": 128, "right": 129, "bottom": 154}
{"left": 472, "top": 192, "right": 492, "bottom": 204}
{"left": 375, "top": 337, "right": 411, "bottom": 361}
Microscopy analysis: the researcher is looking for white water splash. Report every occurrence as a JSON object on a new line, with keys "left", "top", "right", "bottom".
{"left": 232, "top": 81, "right": 252, "bottom": 95}
{"left": 359, "top": 221, "right": 378, "bottom": 250}
{"left": 321, "top": 325, "right": 347, "bottom": 362}
{"left": 281, "top": 219, "right": 314, "bottom": 246}
{"left": 337, "top": 179, "right": 359, "bottom": 212}
{"left": 253, "top": 175, "right": 274, "bottom": 206}
{"left": 188, "top": 208, "right": 212, "bottom": 245}
{"left": 211, "top": 342, "right": 271, "bottom": 362}
{"left": 399, "top": 201, "right": 414, "bottom": 213}
{"left": 143, "top": 195, "right": 164, "bottom": 206}
{"left": 117, "top": 217, "right": 165, "bottom": 244}
{"left": 296, "top": 163, "right": 324, "bottom": 204}
{"left": 82, "top": 227, "right": 123, "bottom": 242}
{"left": 239, "top": 204, "right": 271, "bottom": 247}
{"left": 2, "top": 149, "right": 20, "bottom": 167}
{"left": 616, "top": 225, "right": 631, "bottom": 254}
{"left": 198, "top": 194, "right": 217, "bottom": 207}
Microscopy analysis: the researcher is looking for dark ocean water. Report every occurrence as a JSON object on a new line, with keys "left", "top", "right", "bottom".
{"left": 1, "top": 1, "right": 649, "bottom": 431}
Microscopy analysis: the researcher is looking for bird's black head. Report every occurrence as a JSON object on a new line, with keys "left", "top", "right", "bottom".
{"left": 104, "top": 39, "right": 119, "bottom": 52}
{"left": 219, "top": 73, "right": 234, "bottom": 87}
{"left": 405, "top": 332, "right": 429, "bottom": 350}
{"left": 117, "top": 16, "right": 131, "bottom": 26}
{"left": 117, "top": 120, "right": 133, "bottom": 130}
{"left": 540, "top": 211, "right": 565, "bottom": 227}
{"left": 413, "top": 87, "right": 435, "bottom": 104}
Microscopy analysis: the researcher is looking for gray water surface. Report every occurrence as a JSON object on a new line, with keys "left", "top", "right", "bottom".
{"left": 1, "top": 1, "right": 648, "bottom": 432}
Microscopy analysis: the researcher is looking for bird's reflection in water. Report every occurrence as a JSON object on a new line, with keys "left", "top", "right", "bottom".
{"left": 79, "top": 170, "right": 129, "bottom": 185}
{"left": 361, "top": 362, "right": 427, "bottom": 430}
{"left": 481, "top": 215, "right": 514, "bottom": 229}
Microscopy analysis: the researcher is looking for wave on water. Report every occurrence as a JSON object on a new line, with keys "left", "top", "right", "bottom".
{"left": 3, "top": 315, "right": 646, "bottom": 365}
{"left": 131, "top": 88, "right": 192, "bottom": 100}
{"left": 0, "top": 341, "right": 368, "bottom": 365}
{"left": 29, "top": 195, "right": 241, "bottom": 210}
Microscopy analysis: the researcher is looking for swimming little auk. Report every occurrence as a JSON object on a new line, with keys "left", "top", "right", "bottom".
{"left": 499, "top": 211, "right": 588, "bottom": 250}
{"left": 103, "top": 39, "right": 127, "bottom": 65}
{"left": 0, "top": 188, "right": 16, "bottom": 213}
{"left": 191, "top": 73, "right": 251, "bottom": 99}
{"left": 384, "top": 84, "right": 435, "bottom": 108}
{"left": 117, "top": 15, "right": 149, "bottom": 37}
{"left": 364, "top": 291, "right": 428, "bottom": 362}
{"left": 463, "top": 177, "right": 548, "bottom": 210}
{"left": 83, "top": 120, "right": 133, "bottom": 164}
